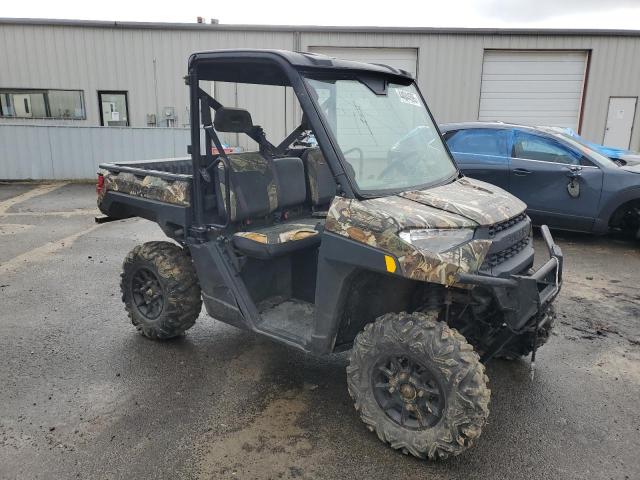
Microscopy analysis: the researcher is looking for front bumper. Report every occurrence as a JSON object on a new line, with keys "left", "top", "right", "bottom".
{"left": 455, "top": 225, "right": 563, "bottom": 332}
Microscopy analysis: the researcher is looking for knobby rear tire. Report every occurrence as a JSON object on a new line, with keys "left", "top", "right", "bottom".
{"left": 121, "top": 241, "right": 202, "bottom": 339}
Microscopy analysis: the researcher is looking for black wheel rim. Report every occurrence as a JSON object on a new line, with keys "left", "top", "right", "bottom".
{"left": 130, "top": 267, "right": 164, "bottom": 320}
{"left": 372, "top": 355, "right": 445, "bottom": 430}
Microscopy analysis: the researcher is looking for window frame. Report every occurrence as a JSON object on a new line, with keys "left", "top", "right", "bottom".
{"left": 0, "top": 88, "right": 86, "bottom": 120}
{"left": 97, "top": 90, "right": 130, "bottom": 127}
{"left": 512, "top": 130, "right": 584, "bottom": 166}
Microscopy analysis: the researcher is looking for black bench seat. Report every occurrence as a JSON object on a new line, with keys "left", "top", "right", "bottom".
{"left": 218, "top": 148, "right": 336, "bottom": 259}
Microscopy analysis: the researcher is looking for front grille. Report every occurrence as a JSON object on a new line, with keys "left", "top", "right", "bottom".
{"left": 488, "top": 213, "right": 527, "bottom": 238}
{"left": 482, "top": 237, "right": 531, "bottom": 268}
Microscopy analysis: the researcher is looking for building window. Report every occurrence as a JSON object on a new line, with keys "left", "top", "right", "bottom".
{"left": 98, "top": 91, "right": 129, "bottom": 126}
{"left": 0, "top": 89, "right": 86, "bottom": 119}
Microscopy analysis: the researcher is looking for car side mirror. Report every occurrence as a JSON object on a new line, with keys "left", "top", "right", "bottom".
{"left": 214, "top": 107, "right": 254, "bottom": 133}
{"left": 565, "top": 165, "right": 582, "bottom": 178}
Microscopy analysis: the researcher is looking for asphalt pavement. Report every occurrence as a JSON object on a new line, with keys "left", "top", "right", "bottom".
{"left": 1, "top": 182, "right": 639, "bottom": 480}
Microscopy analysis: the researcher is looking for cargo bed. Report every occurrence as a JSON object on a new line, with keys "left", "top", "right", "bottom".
{"left": 97, "top": 157, "right": 194, "bottom": 237}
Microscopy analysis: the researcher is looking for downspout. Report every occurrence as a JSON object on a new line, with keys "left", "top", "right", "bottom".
{"left": 153, "top": 58, "right": 160, "bottom": 127}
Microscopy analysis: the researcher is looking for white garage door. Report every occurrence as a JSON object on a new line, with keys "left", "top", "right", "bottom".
{"left": 479, "top": 50, "right": 587, "bottom": 129}
{"left": 308, "top": 47, "right": 418, "bottom": 78}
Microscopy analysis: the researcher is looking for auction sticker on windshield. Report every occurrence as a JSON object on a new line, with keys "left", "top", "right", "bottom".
{"left": 396, "top": 89, "right": 422, "bottom": 107}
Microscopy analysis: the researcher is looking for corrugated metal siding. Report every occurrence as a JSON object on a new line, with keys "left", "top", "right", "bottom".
{"left": 1, "top": 22, "right": 640, "bottom": 180}
{"left": 0, "top": 24, "right": 295, "bottom": 128}
{"left": 299, "top": 31, "right": 640, "bottom": 150}
{"left": 0, "top": 124, "right": 190, "bottom": 179}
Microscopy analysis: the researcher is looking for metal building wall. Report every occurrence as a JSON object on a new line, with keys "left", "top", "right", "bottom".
{"left": 0, "top": 23, "right": 296, "bottom": 130}
{"left": 1, "top": 20, "right": 639, "bottom": 178}
{"left": 299, "top": 31, "right": 640, "bottom": 150}
{"left": 0, "top": 124, "right": 191, "bottom": 179}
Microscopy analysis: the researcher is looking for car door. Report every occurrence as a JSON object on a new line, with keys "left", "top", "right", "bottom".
{"left": 509, "top": 130, "right": 604, "bottom": 231}
{"left": 444, "top": 128, "right": 511, "bottom": 190}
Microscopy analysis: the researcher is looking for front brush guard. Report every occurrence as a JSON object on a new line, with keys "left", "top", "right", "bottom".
{"left": 455, "top": 225, "right": 563, "bottom": 362}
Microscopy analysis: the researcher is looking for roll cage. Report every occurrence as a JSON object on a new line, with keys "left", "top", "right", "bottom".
{"left": 186, "top": 49, "right": 419, "bottom": 233}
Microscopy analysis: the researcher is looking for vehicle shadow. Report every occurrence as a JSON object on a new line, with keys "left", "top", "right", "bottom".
{"left": 534, "top": 225, "right": 637, "bottom": 248}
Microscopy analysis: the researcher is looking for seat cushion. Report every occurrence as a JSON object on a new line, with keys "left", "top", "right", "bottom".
{"left": 301, "top": 149, "right": 337, "bottom": 207}
{"left": 232, "top": 218, "right": 323, "bottom": 259}
{"left": 217, "top": 153, "right": 309, "bottom": 223}
{"left": 216, "top": 152, "right": 277, "bottom": 222}
{"left": 272, "top": 157, "right": 307, "bottom": 209}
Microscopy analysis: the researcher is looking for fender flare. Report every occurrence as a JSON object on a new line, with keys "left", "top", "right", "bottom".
{"left": 594, "top": 186, "right": 640, "bottom": 233}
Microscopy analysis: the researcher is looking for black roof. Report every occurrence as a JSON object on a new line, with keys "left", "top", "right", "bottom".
{"left": 189, "top": 49, "right": 414, "bottom": 85}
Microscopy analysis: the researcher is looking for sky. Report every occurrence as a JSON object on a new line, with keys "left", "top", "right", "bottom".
{"left": 2, "top": 0, "right": 640, "bottom": 29}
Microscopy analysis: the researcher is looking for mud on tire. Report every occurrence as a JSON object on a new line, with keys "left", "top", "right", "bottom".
{"left": 347, "top": 311, "right": 490, "bottom": 460}
{"left": 121, "top": 241, "right": 202, "bottom": 339}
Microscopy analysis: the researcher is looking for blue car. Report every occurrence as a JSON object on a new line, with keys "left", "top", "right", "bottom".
{"left": 544, "top": 127, "right": 640, "bottom": 165}
{"left": 439, "top": 122, "right": 640, "bottom": 237}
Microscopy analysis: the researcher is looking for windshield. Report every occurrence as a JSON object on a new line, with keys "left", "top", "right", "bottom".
{"left": 554, "top": 132, "right": 616, "bottom": 166}
{"left": 304, "top": 77, "right": 457, "bottom": 193}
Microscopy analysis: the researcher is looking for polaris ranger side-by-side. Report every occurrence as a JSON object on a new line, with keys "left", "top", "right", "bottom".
{"left": 97, "top": 50, "right": 563, "bottom": 459}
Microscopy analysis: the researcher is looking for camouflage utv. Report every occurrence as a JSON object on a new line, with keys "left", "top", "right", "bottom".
{"left": 97, "top": 49, "right": 563, "bottom": 459}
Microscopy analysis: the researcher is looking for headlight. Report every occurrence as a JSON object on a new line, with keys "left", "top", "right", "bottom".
{"left": 399, "top": 228, "right": 475, "bottom": 253}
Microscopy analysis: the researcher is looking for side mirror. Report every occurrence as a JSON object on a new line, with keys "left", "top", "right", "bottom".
{"left": 565, "top": 164, "right": 582, "bottom": 178}
{"left": 214, "top": 107, "right": 253, "bottom": 133}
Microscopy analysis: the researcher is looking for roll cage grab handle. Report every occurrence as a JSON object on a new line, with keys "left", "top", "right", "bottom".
{"left": 198, "top": 88, "right": 232, "bottom": 230}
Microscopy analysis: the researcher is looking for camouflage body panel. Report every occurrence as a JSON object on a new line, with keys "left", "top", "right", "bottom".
{"left": 100, "top": 171, "right": 190, "bottom": 207}
{"left": 400, "top": 177, "right": 526, "bottom": 226}
{"left": 218, "top": 152, "right": 278, "bottom": 221}
{"left": 325, "top": 193, "right": 495, "bottom": 286}
{"left": 325, "top": 195, "right": 478, "bottom": 242}
{"left": 399, "top": 238, "right": 492, "bottom": 285}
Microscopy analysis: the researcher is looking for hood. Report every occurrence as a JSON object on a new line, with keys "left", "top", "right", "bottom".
{"left": 399, "top": 177, "right": 527, "bottom": 226}
{"left": 324, "top": 186, "right": 498, "bottom": 286}
{"left": 619, "top": 154, "right": 640, "bottom": 173}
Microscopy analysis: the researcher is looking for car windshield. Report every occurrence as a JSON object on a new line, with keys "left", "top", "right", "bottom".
{"left": 304, "top": 76, "right": 457, "bottom": 194}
